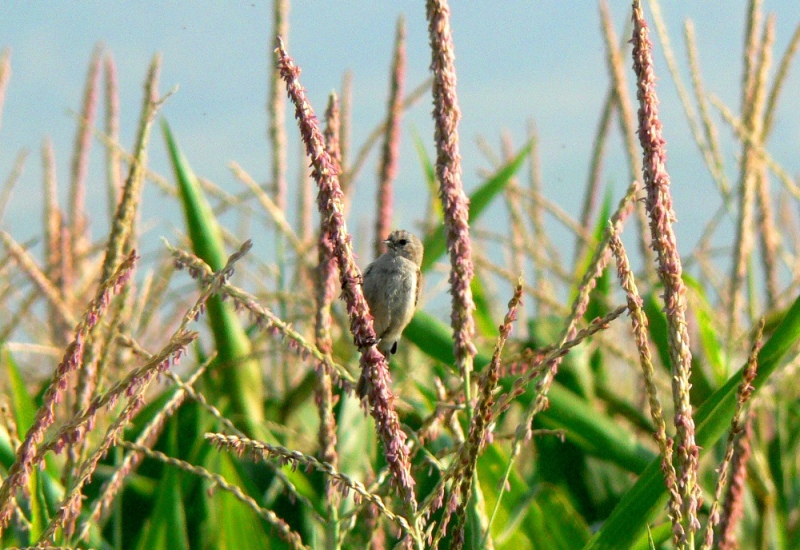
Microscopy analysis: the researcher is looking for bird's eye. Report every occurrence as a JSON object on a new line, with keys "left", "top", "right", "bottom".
{"left": 398, "top": 239, "right": 408, "bottom": 246}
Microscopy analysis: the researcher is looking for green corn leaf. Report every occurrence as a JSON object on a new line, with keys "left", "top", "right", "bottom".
{"left": 631, "top": 522, "right": 672, "bottom": 550}
{"left": 135, "top": 422, "right": 190, "bottom": 550}
{"left": 525, "top": 485, "right": 592, "bottom": 549}
{"left": 585, "top": 291, "right": 800, "bottom": 549}
{"left": 4, "top": 347, "right": 36, "bottom": 435}
{"left": 202, "top": 451, "right": 271, "bottom": 550}
{"left": 27, "top": 467, "right": 49, "bottom": 545}
{"left": 162, "top": 120, "right": 264, "bottom": 436}
{"left": 472, "top": 273, "right": 500, "bottom": 339}
{"left": 571, "top": 188, "right": 610, "bottom": 307}
{"left": 645, "top": 287, "right": 713, "bottom": 402}
{"left": 405, "top": 311, "right": 654, "bottom": 474}
{"left": 643, "top": 292, "right": 670, "bottom": 374}
{"left": 684, "top": 274, "right": 727, "bottom": 386}
{"left": 412, "top": 129, "right": 439, "bottom": 208}
{"left": 421, "top": 140, "right": 532, "bottom": 272}
{"left": 477, "top": 443, "right": 591, "bottom": 549}
{"left": 477, "top": 443, "right": 532, "bottom": 547}
{"left": 2, "top": 348, "right": 57, "bottom": 541}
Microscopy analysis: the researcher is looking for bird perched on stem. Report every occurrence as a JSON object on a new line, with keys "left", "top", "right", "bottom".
{"left": 357, "top": 229, "right": 423, "bottom": 397}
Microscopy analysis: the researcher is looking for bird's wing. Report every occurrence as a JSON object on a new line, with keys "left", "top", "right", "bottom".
{"left": 362, "top": 261, "right": 389, "bottom": 337}
{"left": 362, "top": 262, "right": 374, "bottom": 282}
{"left": 415, "top": 268, "right": 422, "bottom": 307}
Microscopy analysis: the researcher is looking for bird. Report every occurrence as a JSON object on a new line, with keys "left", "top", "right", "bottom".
{"left": 357, "top": 229, "right": 423, "bottom": 397}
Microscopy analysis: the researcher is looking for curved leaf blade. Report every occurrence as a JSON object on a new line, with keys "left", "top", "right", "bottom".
{"left": 405, "top": 311, "right": 654, "bottom": 474}
{"left": 586, "top": 291, "right": 800, "bottom": 549}
{"left": 421, "top": 140, "right": 532, "bottom": 272}
{"left": 162, "top": 120, "right": 264, "bottom": 434}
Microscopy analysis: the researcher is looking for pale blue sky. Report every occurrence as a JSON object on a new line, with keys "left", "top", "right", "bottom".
{"left": 0, "top": 2, "right": 798, "bottom": 273}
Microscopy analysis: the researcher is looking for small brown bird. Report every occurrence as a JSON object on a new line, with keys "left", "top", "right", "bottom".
{"left": 357, "top": 229, "right": 423, "bottom": 397}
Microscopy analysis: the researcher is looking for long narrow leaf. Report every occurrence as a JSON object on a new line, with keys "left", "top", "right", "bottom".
{"left": 404, "top": 311, "right": 654, "bottom": 474}
{"left": 4, "top": 347, "right": 36, "bottom": 436}
{"left": 162, "top": 121, "right": 264, "bottom": 435}
{"left": 586, "top": 291, "right": 800, "bottom": 549}
{"left": 684, "top": 275, "right": 727, "bottom": 385}
{"left": 134, "top": 423, "right": 189, "bottom": 550}
{"left": 471, "top": 274, "right": 499, "bottom": 339}
{"left": 3, "top": 348, "right": 57, "bottom": 542}
{"left": 412, "top": 130, "right": 438, "bottom": 203}
{"left": 421, "top": 140, "right": 532, "bottom": 272}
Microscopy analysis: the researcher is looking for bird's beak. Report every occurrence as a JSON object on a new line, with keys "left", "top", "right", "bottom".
{"left": 383, "top": 239, "right": 391, "bottom": 246}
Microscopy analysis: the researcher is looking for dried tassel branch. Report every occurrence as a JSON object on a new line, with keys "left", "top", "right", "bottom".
{"left": 156, "top": 365, "right": 321, "bottom": 521}
{"left": 275, "top": 39, "right": 418, "bottom": 516}
{"left": 68, "top": 44, "right": 102, "bottom": 271}
{"left": 58, "top": 223, "right": 74, "bottom": 323}
{"left": 322, "top": 91, "right": 342, "bottom": 191}
{"left": 38, "top": 240, "right": 249, "bottom": 472}
{"left": 205, "top": 433, "right": 416, "bottom": 538}
{"left": 427, "top": 0, "right": 478, "bottom": 414}
{"left": 519, "top": 186, "right": 596, "bottom": 247}
{"left": 130, "top": 440, "right": 312, "bottom": 549}
{"left": 472, "top": 305, "right": 628, "bottom": 546}
{"left": 77, "top": 361, "right": 208, "bottom": 539}
{"left": 229, "top": 161, "right": 307, "bottom": 255}
{"left": 37, "top": 335, "right": 193, "bottom": 543}
{"left": 579, "top": 64, "right": 615, "bottom": 265}
{"left": 298, "top": 143, "right": 314, "bottom": 245}
{"left": 727, "top": 15, "right": 773, "bottom": 341}
{"left": 763, "top": 22, "right": 800, "bottom": 138}
{"left": 741, "top": 0, "right": 763, "bottom": 116}
{"left": 701, "top": 320, "right": 763, "bottom": 549}
{"left": 0, "top": 48, "right": 10, "bottom": 130}
{"left": 37, "top": 307, "right": 190, "bottom": 464}
{"left": 473, "top": 184, "right": 636, "bottom": 538}
{"left": 100, "top": 53, "right": 162, "bottom": 283}
{"left": 0, "top": 148, "right": 27, "bottom": 225}
{"left": 85, "top": 119, "right": 176, "bottom": 197}
{"left": 631, "top": 0, "right": 700, "bottom": 541}
{"left": 418, "top": 304, "right": 628, "bottom": 527}
{"left": 168, "top": 241, "right": 353, "bottom": 386}
{"left": 374, "top": 15, "right": 406, "bottom": 257}
{"left": 104, "top": 53, "right": 123, "bottom": 218}
{"left": 0, "top": 230, "right": 76, "bottom": 335}
{"left": 516, "top": 181, "right": 637, "bottom": 425}
{"left": 450, "top": 282, "right": 522, "bottom": 549}
{"left": 501, "top": 133, "right": 526, "bottom": 290}
{"left": 268, "top": 1, "right": 291, "bottom": 395}
{"left": 601, "top": 0, "right": 654, "bottom": 277}
{"left": 609, "top": 224, "right": 683, "bottom": 542}
{"left": 344, "top": 76, "right": 432, "bottom": 211}
{"left": 268, "top": 0, "right": 289, "bottom": 214}
{"left": 71, "top": 53, "right": 164, "bottom": 472}
{"left": 684, "top": 20, "right": 730, "bottom": 197}
{"left": 316, "top": 93, "right": 341, "bottom": 540}
{"left": 717, "top": 418, "right": 753, "bottom": 550}
{"left": 648, "top": 0, "right": 723, "bottom": 195}
{"left": 526, "top": 122, "right": 556, "bottom": 317}
{"left": 0, "top": 288, "right": 40, "bottom": 344}
{"left": 0, "top": 250, "right": 138, "bottom": 533}
{"left": 315, "top": 94, "right": 341, "bottom": 368}
{"left": 41, "top": 137, "right": 71, "bottom": 346}
{"left": 339, "top": 70, "right": 354, "bottom": 212}
{"left": 475, "top": 134, "right": 500, "bottom": 167}
{"left": 42, "top": 137, "right": 60, "bottom": 276}
{"left": 755, "top": 166, "right": 780, "bottom": 307}
{"left": 758, "top": 24, "right": 800, "bottom": 307}
{"left": 711, "top": 96, "right": 800, "bottom": 201}
{"left": 474, "top": 254, "right": 566, "bottom": 315}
